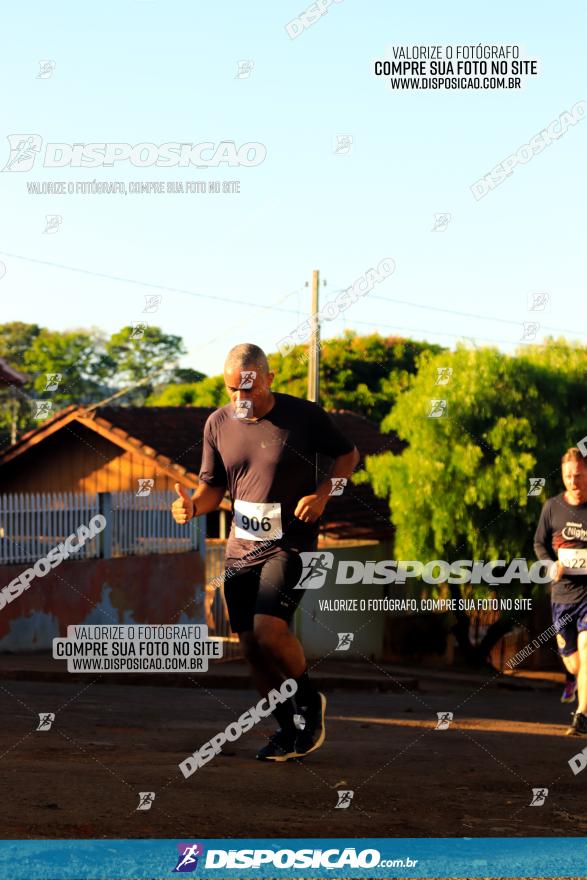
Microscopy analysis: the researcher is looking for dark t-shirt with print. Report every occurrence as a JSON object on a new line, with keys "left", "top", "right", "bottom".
{"left": 199, "top": 392, "right": 355, "bottom": 570}
{"left": 534, "top": 493, "right": 587, "bottom": 603}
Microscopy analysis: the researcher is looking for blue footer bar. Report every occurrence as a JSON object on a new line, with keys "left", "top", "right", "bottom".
{"left": 0, "top": 838, "right": 584, "bottom": 879}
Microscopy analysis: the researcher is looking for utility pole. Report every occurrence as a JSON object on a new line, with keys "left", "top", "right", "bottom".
{"left": 307, "top": 269, "right": 320, "bottom": 404}
{"left": 296, "top": 268, "right": 321, "bottom": 644}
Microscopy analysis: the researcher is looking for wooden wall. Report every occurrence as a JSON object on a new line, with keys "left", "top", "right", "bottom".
{"left": 0, "top": 424, "right": 180, "bottom": 494}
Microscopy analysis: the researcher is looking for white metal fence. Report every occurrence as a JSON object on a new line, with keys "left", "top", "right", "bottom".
{"left": 109, "top": 491, "right": 199, "bottom": 557}
{"left": 0, "top": 492, "right": 240, "bottom": 657}
{"left": 0, "top": 491, "right": 199, "bottom": 564}
{"left": 0, "top": 492, "right": 100, "bottom": 565}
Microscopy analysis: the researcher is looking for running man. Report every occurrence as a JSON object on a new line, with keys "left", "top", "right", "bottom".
{"left": 534, "top": 447, "right": 587, "bottom": 735}
{"left": 171, "top": 343, "right": 360, "bottom": 760}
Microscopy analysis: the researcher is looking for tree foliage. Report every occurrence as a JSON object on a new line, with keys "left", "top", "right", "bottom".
{"left": 0, "top": 322, "right": 42, "bottom": 367}
{"left": 24, "top": 329, "right": 114, "bottom": 404}
{"left": 105, "top": 326, "right": 186, "bottom": 401}
{"left": 147, "top": 376, "right": 227, "bottom": 407}
{"left": 0, "top": 323, "right": 186, "bottom": 444}
{"left": 357, "top": 340, "right": 587, "bottom": 560}
{"left": 269, "top": 331, "right": 443, "bottom": 423}
{"left": 354, "top": 339, "right": 587, "bottom": 666}
{"left": 146, "top": 331, "right": 439, "bottom": 419}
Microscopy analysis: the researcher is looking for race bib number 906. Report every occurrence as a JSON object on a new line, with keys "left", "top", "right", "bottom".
{"left": 234, "top": 500, "right": 283, "bottom": 541}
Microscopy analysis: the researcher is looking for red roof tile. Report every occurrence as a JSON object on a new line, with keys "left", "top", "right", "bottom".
{"left": 94, "top": 406, "right": 215, "bottom": 476}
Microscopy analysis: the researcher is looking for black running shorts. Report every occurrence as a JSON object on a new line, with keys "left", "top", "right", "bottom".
{"left": 222, "top": 550, "right": 304, "bottom": 634}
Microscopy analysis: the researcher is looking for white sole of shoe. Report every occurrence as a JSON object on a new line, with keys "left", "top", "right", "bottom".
{"left": 261, "top": 751, "right": 299, "bottom": 763}
{"left": 260, "top": 693, "right": 328, "bottom": 761}
{"left": 294, "top": 692, "right": 327, "bottom": 758}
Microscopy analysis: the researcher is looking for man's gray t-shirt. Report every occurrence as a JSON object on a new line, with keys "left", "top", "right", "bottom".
{"left": 199, "top": 392, "right": 355, "bottom": 569}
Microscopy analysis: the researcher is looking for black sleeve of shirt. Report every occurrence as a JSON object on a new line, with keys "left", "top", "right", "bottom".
{"left": 533, "top": 499, "right": 555, "bottom": 562}
{"left": 309, "top": 403, "right": 356, "bottom": 458}
{"left": 198, "top": 416, "right": 228, "bottom": 488}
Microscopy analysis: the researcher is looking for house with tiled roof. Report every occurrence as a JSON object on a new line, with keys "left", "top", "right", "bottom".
{"left": 0, "top": 404, "right": 400, "bottom": 545}
{"left": 0, "top": 403, "right": 405, "bottom": 657}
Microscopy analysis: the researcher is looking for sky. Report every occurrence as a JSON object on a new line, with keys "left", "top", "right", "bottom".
{"left": 0, "top": 0, "right": 586, "bottom": 377}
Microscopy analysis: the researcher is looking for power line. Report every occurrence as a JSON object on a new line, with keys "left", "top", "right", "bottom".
{"left": 3, "top": 250, "right": 584, "bottom": 348}
{"left": 0, "top": 251, "right": 303, "bottom": 316}
{"left": 368, "top": 293, "right": 587, "bottom": 337}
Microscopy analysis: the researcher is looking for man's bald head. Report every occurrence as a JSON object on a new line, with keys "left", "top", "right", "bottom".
{"left": 223, "top": 343, "right": 275, "bottom": 419}
{"left": 224, "top": 343, "right": 270, "bottom": 376}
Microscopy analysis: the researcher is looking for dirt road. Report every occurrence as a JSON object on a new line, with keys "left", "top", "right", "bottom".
{"left": 0, "top": 671, "right": 585, "bottom": 841}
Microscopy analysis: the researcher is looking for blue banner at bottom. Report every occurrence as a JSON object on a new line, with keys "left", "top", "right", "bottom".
{"left": 0, "top": 837, "right": 584, "bottom": 879}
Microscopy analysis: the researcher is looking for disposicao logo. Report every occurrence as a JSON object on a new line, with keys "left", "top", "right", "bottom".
{"left": 173, "top": 843, "right": 204, "bottom": 872}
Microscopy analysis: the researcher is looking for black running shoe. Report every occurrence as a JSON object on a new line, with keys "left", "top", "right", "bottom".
{"left": 566, "top": 710, "right": 587, "bottom": 736}
{"left": 256, "top": 729, "right": 298, "bottom": 762}
{"left": 294, "top": 692, "right": 327, "bottom": 757}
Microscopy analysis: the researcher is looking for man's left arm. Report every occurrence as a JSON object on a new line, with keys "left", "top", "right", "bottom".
{"left": 295, "top": 446, "right": 361, "bottom": 523}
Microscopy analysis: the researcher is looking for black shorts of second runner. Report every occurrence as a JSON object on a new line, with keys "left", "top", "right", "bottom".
{"left": 552, "top": 596, "right": 587, "bottom": 656}
{"left": 223, "top": 550, "right": 304, "bottom": 634}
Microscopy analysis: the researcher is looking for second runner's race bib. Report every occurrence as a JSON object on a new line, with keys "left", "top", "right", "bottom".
{"left": 234, "top": 500, "right": 283, "bottom": 541}
{"left": 558, "top": 547, "right": 587, "bottom": 573}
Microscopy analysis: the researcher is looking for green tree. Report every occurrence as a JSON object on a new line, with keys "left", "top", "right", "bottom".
{"left": 146, "top": 331, "right": 441, "bottom": 418}
{"left": 105, "top": 325, "right": 186, "bottom": 402}
{"left": 269, "top": 331, "right": 443, "bottom": 423}
{"left": 0, "top": 322, "right": 191, "bottom": 443}
{"left": 147, "top": 375, "right": 228, "bottom": 407}
{"left": 148, "top": 367, "right": 208, "bottom": 404}
{"left": 24, "top": 329, "right": 114, "bottom": 405}
{"left": 0, "top": 323, "right": 43, "bottom": 446}
{"left": 171, "top": 367, "right": 207, "bottom": 384}
{"left": 354, "top": 340, "right": 587, "bottom": 667}
{"left": 0, "top": 322, "right": 42, "bottom": 370}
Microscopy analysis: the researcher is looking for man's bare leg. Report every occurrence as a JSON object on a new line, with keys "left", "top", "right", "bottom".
{"left": 253, "top": 613, "right": 326, "bottom": 758}
{"left": 562, "top": 637, "right": 587, "bottom": 735}
{"left": 238, "top": 630, "right": 286, "bottom": 696}
{"left": 253, "top": 614, "right": 306, "bottom": 680}
{"left": 561, "top": 651, "right": 579, "bottom": 678}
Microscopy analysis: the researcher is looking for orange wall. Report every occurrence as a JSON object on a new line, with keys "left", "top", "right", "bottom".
{"left": 0, "top": 552, "right": 205, "bottom": 650}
